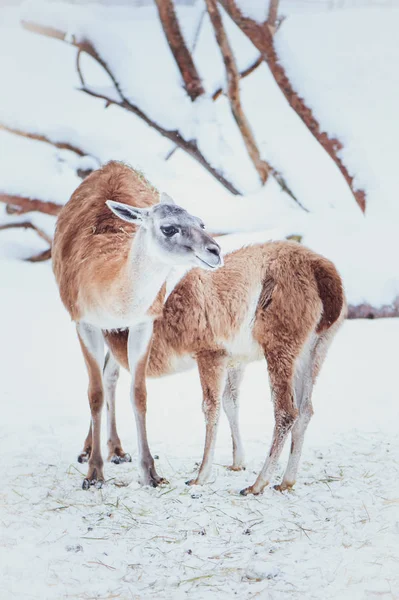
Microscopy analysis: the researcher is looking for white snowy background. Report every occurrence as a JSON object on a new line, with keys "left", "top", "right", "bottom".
{"left": 0, "top": 1, "right": 398, "bottom": 599}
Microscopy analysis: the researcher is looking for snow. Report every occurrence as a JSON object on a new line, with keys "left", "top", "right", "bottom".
{"left": 1, "top": 259, "right": 399, "bottom": 600}
{"left": 0, "top": 130, "right": 82, "bottom": 204}
{"left": 1, "top": 4, "right": 399, "bottom": 595}
{"left": 236, "top": 0, "right": 269, "bottom": 23}
{"left": 275, "top": 9, "right": 399, "bottom": 220}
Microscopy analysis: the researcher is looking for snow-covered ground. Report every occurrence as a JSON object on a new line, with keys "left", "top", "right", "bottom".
{"left": 1, "top": 258, "right": 399, "bottom": 600}
{"left": 1, "top": 2, "right": 399, "bottom": 598}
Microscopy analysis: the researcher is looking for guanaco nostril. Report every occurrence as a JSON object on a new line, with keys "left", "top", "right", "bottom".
{"left": 207, "top": 245, "right": 220, "bottom": 257}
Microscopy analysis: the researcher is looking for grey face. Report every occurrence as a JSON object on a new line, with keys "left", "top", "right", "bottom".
{"left": 106, "top": 193, "right": 222, "bottom": 270}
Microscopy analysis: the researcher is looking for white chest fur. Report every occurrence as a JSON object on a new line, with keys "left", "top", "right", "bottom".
{"left": 81, "top": 233, "right": 171, "bottom": 330}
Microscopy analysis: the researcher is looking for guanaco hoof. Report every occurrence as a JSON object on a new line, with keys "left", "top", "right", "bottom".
{"left": 240, "top": 486, "right": 261, "bottom": 496}
{"left": 148, "top": 477, "right": 169, "bottom": 488}
{"left": 77, "top": 451, "right": 91, "bottom": 464}
{"left": 226, "top": 465, "right": 246, "bottom": 472}
{"left": 109, "top": 453, "right": 132, "bottom": 464}
{"left": 82, "top": 478, "right": 104, "bottom": 490}
{"left": 142, "top": 472, "right": 169, "bottom": 488}
{"left": 185, "top": 479, "right": 200, "bottom": 486}
{"left": 274, "top": 482, "right": 294, "bottom": 492}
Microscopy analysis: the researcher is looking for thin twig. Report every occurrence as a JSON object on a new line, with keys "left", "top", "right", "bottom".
{"left": 191, "top": 9, "right": 207, "bottom": 53}
{"left": 76, "top": 48, "right": 85, "bottom": 87}
{"left": 87, "top": 560, "right": 116, "bottom": 571}
{"left": 212, "top": 55, "right": 263, "bottom": 100}
{"left": 0, "top": 221, "right": 52, "bottom": 244}
{"left": 165, "top": 146, "right": 178, "bottom": 161}
{"left": 26, "top": 248, "right": 52, "bottom": 263}
{"left": 271, "top": 169, "right": 309, "bottom": 212}
{"left": 0, "top": 221, "right": 52, "bottom": 262}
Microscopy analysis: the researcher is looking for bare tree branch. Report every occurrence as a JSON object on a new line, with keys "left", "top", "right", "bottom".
{"left": 218, "top": 0, "right": 366, "bottom": 212}
{"left": 271, "top": 170, "right": 309, "bottom": 212}
{"left": 0, "top": 220, "right": 52, "bottom": 244}
{"left": 205, "top": 0, "right": 269, "bottom": 184}
{"left": 191, "top": 9, "right": 207, "bottom": 53}
{"left": 154, "top": 0, "right": 205, "bottom": 101}
{"left": 27, "top": 248, "right": 52, "bottom": 262}
{"left": 348, "top": 300, "right": 399, "bottom": 319}
{"left": 165, "top": 146, "right": 178, "bottom": 161}
{"left": 22, "top": 20, "right": 240, "bottom": 195}
{"left": 76, "top": 48, "right": 85, "bottom": 87}
{"left": 0, "top": 123, "right": 86, "bottom": 156}
{"left": 79, "top": 87, "right": 240, "bottom": 193}
{"left": 0, "top": 123, "right": 98, "bottom": 180}
{"left": 0, "top": 193, "right": 62, "bottom": 216}
{"left": 212, "top": 54, "right": 262, "bottom": 100}
{"left": 0, "top": 221, "right": 52, "bottom": 262}
{"left": 267, "top": 0, "right": 279, "bottom": 34}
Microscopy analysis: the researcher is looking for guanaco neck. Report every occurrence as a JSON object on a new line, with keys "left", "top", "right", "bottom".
{"left": 116, "top": 226, "right": 171, "bottom": 319}
{"left": 81, "top": 227, "right": 172, "bottom": 330}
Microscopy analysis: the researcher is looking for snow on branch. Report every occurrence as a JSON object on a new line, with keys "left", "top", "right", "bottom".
{"left": 166, "top": 55, "right": 264, "bottom": 164}
{"left": 218, "top": 0, "right": 366, "bottom": 212}
{"left": 206, "top": 1, "right": 306, "bottom": 209}
{"left": 22, "top": 19, "right": 241, "bottom": 196}
{"left": 154, "top": 0, "right": 205, "bottom": 101}
{"left": 206, "top": 0, "right": 269, "bottom": 185}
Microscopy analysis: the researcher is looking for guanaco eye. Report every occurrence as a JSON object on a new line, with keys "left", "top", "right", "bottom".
{"left": 200, "top": 222, "right": 205, "bottom": 229}
{"left": 161, "top": 225, "right": 178, "bottom": 237}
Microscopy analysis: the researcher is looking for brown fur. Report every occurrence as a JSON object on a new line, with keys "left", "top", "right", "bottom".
{"left": 77, "top": 331, "right": 105, "bottom": 482}
{"left": 52, "top": 161, "right": 159, "bottom": 321}
{"left": 313, "top": 259, "right": 346, "bottom": 332}
{"left": 104, "top": 328, "right": 129, "bottom": 369}
{"left": 103, "top": 240, "right": 345, "bottom": 493}
{"left": 54, "top": 161, "right": 178, "bottom": 489}
{"left": 106, "top": 241, "right": 345, "bottom": 377}
{"left": 186, "top": 350, "right": 228, "bottom": 485}
{"left": 147, "top": 282, "right": 167, "bottom": 320}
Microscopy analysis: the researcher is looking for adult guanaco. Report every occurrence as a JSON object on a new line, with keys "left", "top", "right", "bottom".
{"left": 52, "top": 161, "right": 221, "bottom": 489}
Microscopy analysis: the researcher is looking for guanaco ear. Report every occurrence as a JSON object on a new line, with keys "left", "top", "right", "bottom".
{"left": 106, "top": 200, "right": 149, "bottom": 224}
{"left": 160, "top": 192, "right": 175, "bottom": 205}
